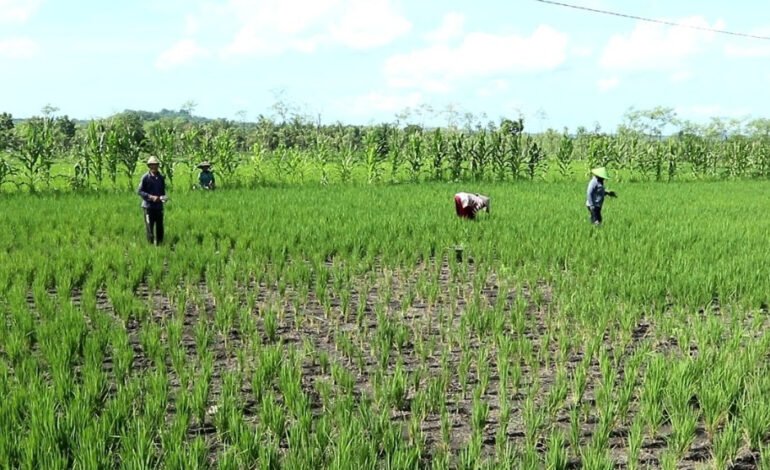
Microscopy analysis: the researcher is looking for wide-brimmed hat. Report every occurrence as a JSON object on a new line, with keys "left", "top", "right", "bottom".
{"left": 147, "top": 156, "right": 160, "bottom": 165}
{"left": 591, "top": 167, "right": 609, "bottom": 179}
{"left": 196, "top": 161, "right": 211, "bottom": 169}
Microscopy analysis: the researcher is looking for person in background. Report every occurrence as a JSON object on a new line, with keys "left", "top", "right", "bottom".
{"left": 586, "top": 167, "right": 617, "bottom": 225}
{"left": 454, "top": 192, "right": 491, "bottom": 219}
{"left": 197, "top": 161, "right": 215, "bottom": 190}
{"left": 137, "top": 156, "right": 167, "bottom": 245}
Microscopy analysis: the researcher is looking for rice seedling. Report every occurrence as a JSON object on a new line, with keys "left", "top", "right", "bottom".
{"left": 3, "top": 176, "right": 770, "bottom": 467}
{"left": 712, "top": 418, "right": 742, "bottom": 468}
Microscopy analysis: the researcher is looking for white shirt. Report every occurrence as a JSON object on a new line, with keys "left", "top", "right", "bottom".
{"left": 455, "top": 192, "right": 490, "bottom": 211}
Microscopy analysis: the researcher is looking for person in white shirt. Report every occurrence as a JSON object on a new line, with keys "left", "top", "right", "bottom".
{"left": 454, "top": 192, "right": 490, "bottom": 219}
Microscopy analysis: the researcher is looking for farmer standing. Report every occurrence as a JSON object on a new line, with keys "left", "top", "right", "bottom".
{"left": 197, "top": 161, "right": 215, "bottom": 190}
{"left": 454, "top": 192, "right": 491, "bottom": 219}
{"left": 586, "top": 167, "right": 616, "bottom": 225}
{"left": 137, "top": 156, "right": 167, "bottom": 245}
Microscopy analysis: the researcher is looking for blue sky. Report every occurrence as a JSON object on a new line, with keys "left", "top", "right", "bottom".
{"left": 2, "top": 0, "right": 770, "bottom": 131}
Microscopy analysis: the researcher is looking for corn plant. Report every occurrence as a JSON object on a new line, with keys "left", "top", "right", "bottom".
{"left": 363, "top": 126, "right": 387, "bottom": 184}
{"left": 213, "top": 128, "right": 239, "bottom": 184}
{"left": 406, "top": 131, "right": 423, "bottom": 182}
{"left": 13, "top": 116, "right": 59, "bottom": 191}
{"left": 146, "top": 119, "right": 177, "bottom": 184}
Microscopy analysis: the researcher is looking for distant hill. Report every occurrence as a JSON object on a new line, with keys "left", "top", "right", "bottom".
{"left": 8, "top": 108, "right": 220, "bottom": 126}
{"left": 118, "top": 108, "right": 214, "bottom": 123}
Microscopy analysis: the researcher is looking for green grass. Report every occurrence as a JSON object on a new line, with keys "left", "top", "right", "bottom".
{"left": 2, "top": 181, "right": 770, "bottom": 467}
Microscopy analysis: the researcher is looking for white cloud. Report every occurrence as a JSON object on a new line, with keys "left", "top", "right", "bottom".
{"left": 155, "top": 39, "right": 210, "bottom": 70}
{"left": 597, "top": 76, "right": 619, "bottom": 91}
{"left": 424, "top": 12, "right": 464, "bottom": 44}
{"left": 0, "top": 0, "right": 41, "bottom": 23}
{"left": 600, "top": 16, "right": 724, "bottom": 71}
{"left": 0, "top": 36, "right": 39, "bottom": 58}
{"left": 724, "top": 27, "right": 770, "bottom": 58}
{"left": 347, "top": 91, "right": 424, "bottom": 114}
{"left": 670, "top": 70, "right": 692, "bottom": 82}
{"left": 724, "top": 25, "right": 770, "bottom": 57}
{"left": 386, "top": 25, "right": 568, "bottom": 92}
{"left": 328, "top": 0, "right": 411, "bottom": 49}
{"left": 476, "top": 79, "right": 509, "bottom": 97}
{"left": 184, "top": 14, "right": 200, "bottom": 35}
{"left": 571, "top": 45, "right": 593, "bottom": 58}
{"left": 218, "top": 0, "right": 410, "bottom": 58}
{"left": 724, "top": 44, "right": 770, "bottom": 58}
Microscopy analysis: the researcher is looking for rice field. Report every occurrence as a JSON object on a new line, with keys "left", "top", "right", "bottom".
{"left": 2, "top": 181, "right": 770, "bottom": 469}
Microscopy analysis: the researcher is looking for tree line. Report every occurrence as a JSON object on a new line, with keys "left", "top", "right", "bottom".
{"left": 2, "top": 105, "right": 770, "bottom": 192}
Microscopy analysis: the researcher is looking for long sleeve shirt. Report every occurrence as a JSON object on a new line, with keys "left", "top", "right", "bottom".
{"left": 455, "top": 192, "right": 490, "bottom": 213}
{"left": 199, "top": 170, "right": 215, "bottom": 188}
{"left": 137, "top": 172, "right": 166, "bottom": 209}
{"left": 586, "top": 176, "right": 605, "bottom": 208}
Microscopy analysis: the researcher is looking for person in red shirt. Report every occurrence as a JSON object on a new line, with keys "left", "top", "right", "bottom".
{"left": 454, "top": 192, "right": 490, "bottom": 219}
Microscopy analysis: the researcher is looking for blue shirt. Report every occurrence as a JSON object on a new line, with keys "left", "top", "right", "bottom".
{"left": 199, "top": 170, "right": 215, "bottom": 188}
{"left": 586, "top": 176, "right": 605, "bottom": 208}
{"left": 137, "top": 172, "right": 166, "bottom": 209}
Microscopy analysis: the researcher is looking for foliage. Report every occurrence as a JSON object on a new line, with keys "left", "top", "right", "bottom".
{"left": 2, "top": 181, "right": 770, "bottom": 467}
{"left": 4, "top": 106, "right": 770, "bottom": 192}
{"left": 13, "top": 115, "right": 59, "bottom": 191}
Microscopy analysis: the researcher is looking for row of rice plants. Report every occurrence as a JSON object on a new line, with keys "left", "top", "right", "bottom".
{"left": 2, "top": 182, "right": 770, "bottom": 467}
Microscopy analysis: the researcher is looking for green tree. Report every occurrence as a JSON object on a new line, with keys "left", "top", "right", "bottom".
{"left": 746, "top": 118, "right": 770, "bottom": 139}
{"left": 623, "top": 106, "right": 678, "bottom": 139}
{"left": 56, "top": 115, "right": 77, "bottom": 150}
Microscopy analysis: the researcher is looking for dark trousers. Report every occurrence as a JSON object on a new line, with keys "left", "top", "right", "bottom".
{"left": 588, "top": 206, "right": 603, "bottom": 224}
{"left": 144, "top": 208, "right": 164, "bottom": 244}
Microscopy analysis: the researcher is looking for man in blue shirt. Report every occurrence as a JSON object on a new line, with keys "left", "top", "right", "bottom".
{"left": 586, "top": 167, "right": 616, "bottom": 225}
{"left": 137, "top": 156, "right": 167, "bottom": 245}
{"left": 197, "top": 161, "right": 215, "bottom": 190}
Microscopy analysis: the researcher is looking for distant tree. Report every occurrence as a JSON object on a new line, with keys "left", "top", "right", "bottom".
{"left": 180, "top": 100, "right": 197, "bottom": 117}
{"left": 746, "top": 118, "right": 770, "bottom": 138}
{"left": 442, "top": 103, "right": 461, "bottom": 130}
{"left": 623, "top": 106, "right": 678, "bottom": 139}
{"left": 56, "top": 115, "right": 77, "bottom": 150}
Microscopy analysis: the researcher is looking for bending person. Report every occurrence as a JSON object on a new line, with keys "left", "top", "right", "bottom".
{"left": 454, "top": 192, "right": 490, "bottom": 219}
